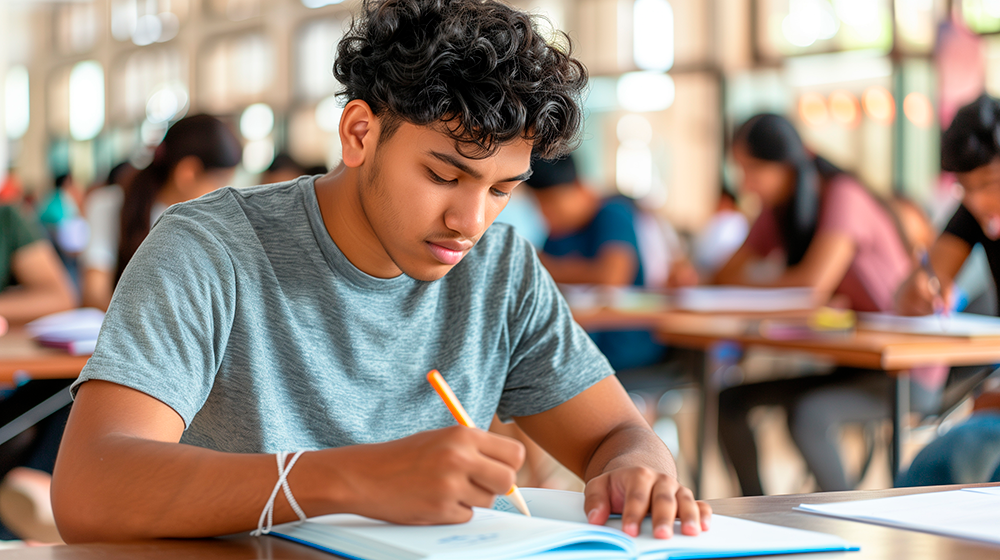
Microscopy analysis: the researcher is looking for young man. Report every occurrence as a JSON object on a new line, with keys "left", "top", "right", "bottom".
{"left": 52, "top": 0, "right": 709, "bottom": 543}
{"left": 894, "top": 94, "right": 1000, "bottom": 486}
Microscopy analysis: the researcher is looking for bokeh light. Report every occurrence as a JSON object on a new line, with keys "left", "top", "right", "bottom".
{"left": 799, "top": 92, "right": 829, "bottom": 127}
{"left": 862, "top": 86, "right": 895, "bottom": 124}
{"left": 829, "top": 90, "right": 860, "bottom": 126}
{"left": 902, "top": 92, "right": 934, "bottom": 128}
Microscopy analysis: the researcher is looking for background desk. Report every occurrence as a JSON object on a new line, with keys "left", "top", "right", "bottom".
{"left": 3, "top": 483, "right": 996, "bottom": 559}
{"left": 0, "top": 328, "right": 89, "bottom": 383}
{"left": 574, "top": 308, "right": 1000, "bottom": 493}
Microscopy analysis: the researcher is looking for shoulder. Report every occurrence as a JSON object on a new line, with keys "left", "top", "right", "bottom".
{"left": 597, "top": 196, "right": 637, "bottom": 222}
{"left": 162, "top": 178, "right": 310, "bottom": 237}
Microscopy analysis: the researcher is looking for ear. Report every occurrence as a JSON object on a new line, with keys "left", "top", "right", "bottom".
{"left": 340, "top": 100, "right": 379, "bottom": 169}
{"left": 170, "top": 156, "right": 205, "bottom": 195}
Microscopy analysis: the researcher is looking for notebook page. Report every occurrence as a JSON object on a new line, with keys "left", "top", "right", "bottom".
{"left": 499, "top": 489, "right": 856, "bottom": 559}
{"left": 271, "top": 508, "right": 634, "bottom": 560}
{"left": 798, "top": 489, "right": 1000, "bottom": 545}
{"left": 603, "top": 516, "right": 855, "bottom": 559}
{"left": 670, "top": 287, "right": 816, "bottom": 313}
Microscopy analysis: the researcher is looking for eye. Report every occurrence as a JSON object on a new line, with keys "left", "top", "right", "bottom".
{"left": 490, "top": 187, "right": 511, "bottom": 199}
{"left": 427, "top": 169, "right": 456, "bottom": 184}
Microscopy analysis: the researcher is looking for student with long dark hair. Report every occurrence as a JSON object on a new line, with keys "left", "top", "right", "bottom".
{"left": 80, "top": 115, "right": 242, "bottom": 309}
{"left": 716, "top": 113, "right": 944, "bottom": 495}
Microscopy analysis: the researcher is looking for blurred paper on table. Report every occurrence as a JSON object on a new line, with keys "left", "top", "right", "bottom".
{"left": 670, "top": 286, "right": 816, "bottom": 313}
{"left": 857, "top": 312, "right": 1000, "bottom": 337}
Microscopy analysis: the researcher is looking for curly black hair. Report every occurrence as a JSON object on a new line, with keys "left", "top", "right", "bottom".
{"left": 334, "top": 0, "right": 588, "bottom": 159}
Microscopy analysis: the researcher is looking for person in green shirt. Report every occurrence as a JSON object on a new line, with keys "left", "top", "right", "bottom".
{"left": 0, "top": 204, "right": 75, "bottom": 324}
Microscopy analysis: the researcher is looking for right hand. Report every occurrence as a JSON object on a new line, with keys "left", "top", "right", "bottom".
{"left": 895, "top": 269, "right": 950, "bottom": 316}
{"left": 337, "top": 426, "right": 525, "bottom": 525}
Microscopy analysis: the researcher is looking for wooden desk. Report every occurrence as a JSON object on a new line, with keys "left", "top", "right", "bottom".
{"left": 4, "top": 483, "right": 996, "bottom": 559}
{"left": 574, "top": 307, "right": 1000, "bottom": 490}
{"left": 0, "top": 327, "right": 90, "bottom": 383}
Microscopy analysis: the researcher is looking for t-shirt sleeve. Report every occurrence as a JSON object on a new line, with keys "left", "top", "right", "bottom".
{"left": 943, "top": 205, "right": 985, "bottom": 248}
{"left": 3, "top": 205, "right": 42, "bottom": 251}
{"left": 496, "top": 236, "right": 615, "bottom": 420}
{"left": 744, "top": 208, "right": 780, "bottom": 256}
{"left": 816, "top": 177, "right": 873, "bottom": 242}
{"left": 80, "top": 187, "right": 122, "bottom": 271}
{"left": 72, "top": 212, "right": 237, "bottom": 427}
{"left": 591, "top": 200, "right": 640, "bottom": 252}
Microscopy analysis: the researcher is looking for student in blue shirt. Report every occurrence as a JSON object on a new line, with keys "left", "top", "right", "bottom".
{"left": 51, "top": 0, "right": 709, "bottom": 543}
{"left": 524, "top": 156, "right": 668, "bottom": 371}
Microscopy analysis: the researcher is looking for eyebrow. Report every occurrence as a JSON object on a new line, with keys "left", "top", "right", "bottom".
{"left": 428, "top": 151, "right": 533, "bottom": 184}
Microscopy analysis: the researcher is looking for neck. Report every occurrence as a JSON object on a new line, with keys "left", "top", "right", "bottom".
{"left": 155, "top": 180, "right": 186, "bottom": 208}
{"left": 314, "top": 165, "right": 402, "bottom": 279}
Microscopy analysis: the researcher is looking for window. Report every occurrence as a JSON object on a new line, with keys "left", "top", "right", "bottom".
{"left": 111, "top": 47, "right": 187, "bottom": 124}
{"left": 756, "top": 0, "right": 893, "bottom": 59}
{"left": 296, "top": 17, "right": 346, "bottom": 101}
{"left": 200, "top": 32, "right": 276, "bottom": 113}
{"left": 54, "top": 2, "right": 99, "bottom": 54}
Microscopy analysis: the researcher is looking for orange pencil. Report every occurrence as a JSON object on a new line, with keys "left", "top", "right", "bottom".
{"left": 427, "top": 369, "right": 531, "bottom": 517}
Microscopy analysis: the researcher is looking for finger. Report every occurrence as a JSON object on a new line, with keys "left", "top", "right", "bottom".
{"left": 475, "top": 430, "right": 527, "bottom": 471}
{"left": 674, "top": 487, "right": 701, "bottom": 537}
{"left": 467, "top": 452, "right": 518, "bottom": 496}
{"left": 649, "top": 478, "right": 679, "bottom": 539}
{"left": 698, "top": 501, "right": 713, "bottom": 531}
{"left": 583, "top": 475, "right": 611, "bottom": 526}
{"left": 459, "top": 478, "right": 501, "bottom": 510}
{"left": 619, "top": 469, "right": 656, "bottom": 538}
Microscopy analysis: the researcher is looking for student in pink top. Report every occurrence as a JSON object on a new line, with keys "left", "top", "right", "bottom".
{"left": 715, "top": 114, "right": 943, "bottom": 495}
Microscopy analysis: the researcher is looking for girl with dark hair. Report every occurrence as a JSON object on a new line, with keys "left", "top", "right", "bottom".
{"left": 80, "top": 115, "right": 242, "bottom": 310}
{"left": 715, "top": 113, "right": 943, "bottom": 495}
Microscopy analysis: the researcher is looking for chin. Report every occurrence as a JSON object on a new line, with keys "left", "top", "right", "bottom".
{"left": 399, "top": 261, "right": 456, "bottom": 282}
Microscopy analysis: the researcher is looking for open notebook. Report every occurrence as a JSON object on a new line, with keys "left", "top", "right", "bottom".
{"left": 269, "top": 488, "right": 857, "bottom": 560}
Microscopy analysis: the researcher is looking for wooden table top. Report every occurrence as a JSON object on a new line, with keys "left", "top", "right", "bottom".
{"left": 574, "top": 307, "right": 1000, "bottom": 370}
{"left": 0, "top": 327, "right": 90, "bottom": 382}
{"left": 3, "top": 483, "right": 996, "bottom": 559}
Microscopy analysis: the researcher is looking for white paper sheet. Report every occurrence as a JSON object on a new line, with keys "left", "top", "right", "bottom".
{"left": 670, "top": 286, "right": 816, "bottom": 313}
{"left": 798, "top": 488, "right": 1000, "bottom": 545}
{"left": 857, "top": 311, "right": 1000, "bottom": 337}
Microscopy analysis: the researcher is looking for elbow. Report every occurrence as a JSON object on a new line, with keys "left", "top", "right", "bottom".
{"left": 51, "top": 475, "right": 103, "bottom": 543}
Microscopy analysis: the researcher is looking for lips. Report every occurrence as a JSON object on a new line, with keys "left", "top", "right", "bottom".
{"left": 426, "top": 240, "right": 472, "bottom": 265}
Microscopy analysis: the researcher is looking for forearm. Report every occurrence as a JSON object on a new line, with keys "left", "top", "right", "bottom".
{"left": 52, "top": 435, "right": 348, "bottom": 542}
{"left": 583, "top": 422, "right": 676, "bottom": 482}
{"left": 0, "top": 285, "right": 76, "bottom": 323}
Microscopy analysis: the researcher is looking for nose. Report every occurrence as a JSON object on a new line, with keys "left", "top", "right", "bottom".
{"left": 443, "top": 189, "right": 488, "bottom": 239}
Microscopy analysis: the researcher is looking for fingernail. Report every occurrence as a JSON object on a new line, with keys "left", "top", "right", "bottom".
{"left": 654, "top": 524, "right": 671, "bottom": 539}
{"left": 702, "top": 517, "right": 712, "bottom": 530}
{"left": 683, "top": 520, "right": 700, "bottom": 535}
{"left": 623, "top": 522, "right": 638, "bottom": 536}
{"left": 586, "top": 509, "right": 599, "bottom": 524}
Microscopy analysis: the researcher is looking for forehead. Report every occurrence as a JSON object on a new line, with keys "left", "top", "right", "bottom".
{"left": 959, "top": 157, "right": 1000, "bottom": 188}
{"left": 381, "top": 120, "right": 533, "bottom": 175}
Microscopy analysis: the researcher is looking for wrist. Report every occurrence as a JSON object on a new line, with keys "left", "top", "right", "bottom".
{"left": 289, "top": 446, "right": 362, "bottom": 517}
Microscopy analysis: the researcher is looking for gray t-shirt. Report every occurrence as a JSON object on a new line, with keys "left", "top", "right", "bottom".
{"left": 74, "top": 177, "right": 613, "bottom": 453}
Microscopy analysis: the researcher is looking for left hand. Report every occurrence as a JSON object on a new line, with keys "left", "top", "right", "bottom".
{"left": 583, "top": 466, "right": 711, "bottom": 539}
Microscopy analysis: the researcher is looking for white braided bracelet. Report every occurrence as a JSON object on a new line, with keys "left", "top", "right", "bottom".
{"left": 251, "top": 450, "right": 308, "bottom": 536}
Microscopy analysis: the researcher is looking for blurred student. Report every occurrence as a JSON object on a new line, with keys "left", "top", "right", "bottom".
{"left": 260, "top": 153, "right": 306, "bottom": 185}
{"left": 895, "top": 94, "right": 1000, "bottom": 486}
{"left": 80, "top": 162, "right": 135, "bottom": 310}
{"left": 79, "top": 116, "right": 242, "bottom": 310}
{"left": 715, "top": 113, "right": 943, "bottom": 495}
{"left": 0, "top": 205, "right": 75, "bottom": 323}
{"left": 0, "top": 204, "right": 75, "bottom": 541}
{"left": 525, "top": 156, "right": 693, "bottom": 371}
